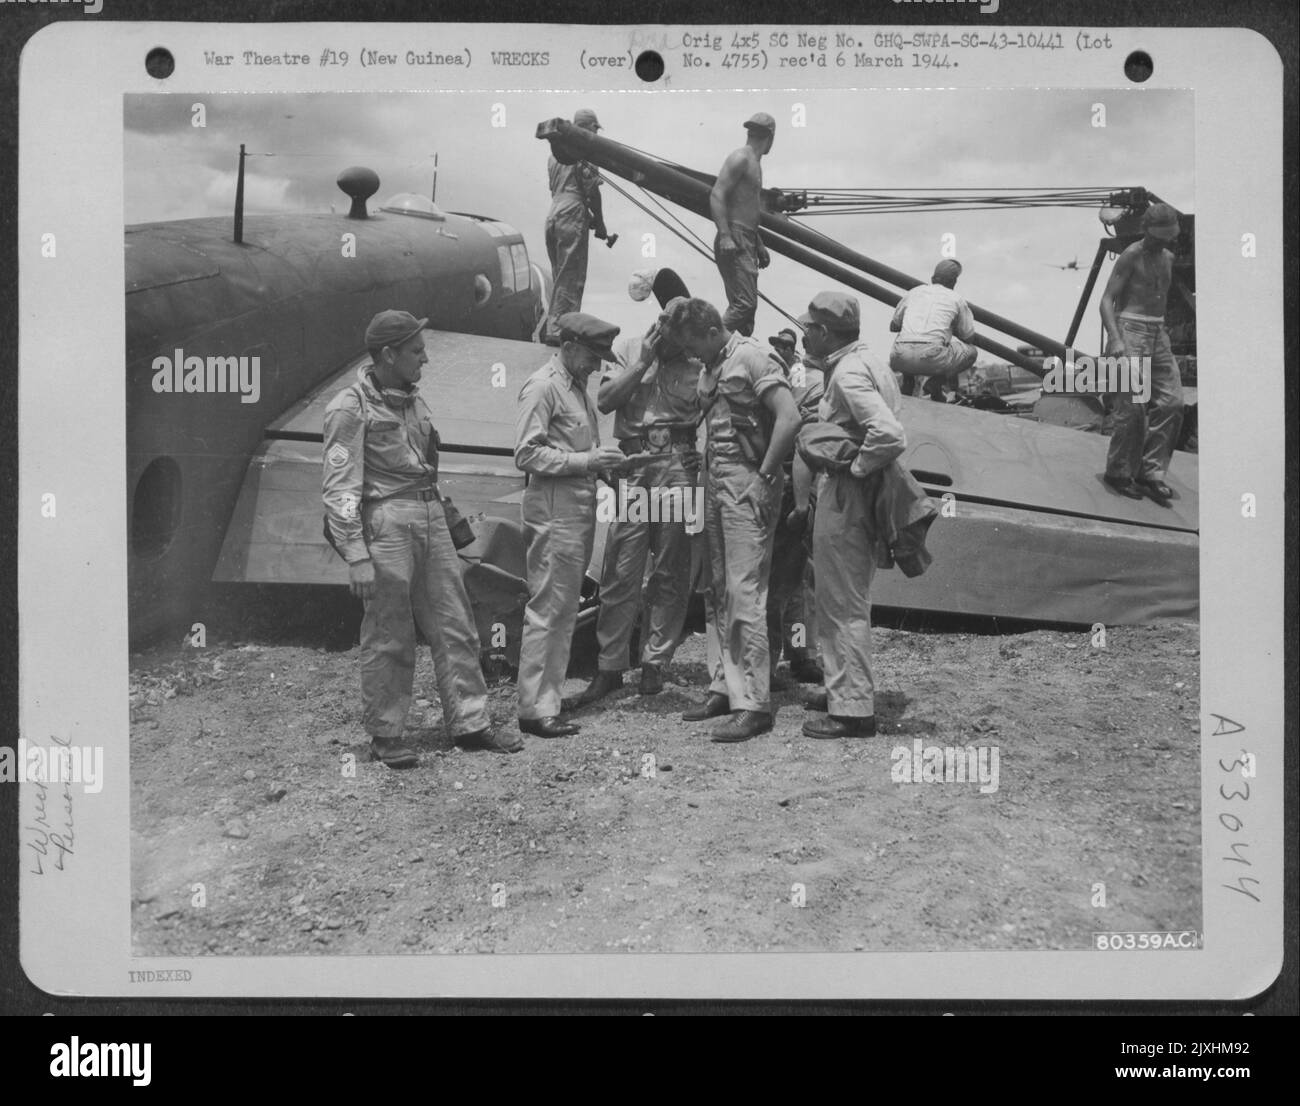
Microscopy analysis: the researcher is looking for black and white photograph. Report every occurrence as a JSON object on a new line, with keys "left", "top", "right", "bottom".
{"left": 122, "top": 86, "right": 1203, "bottom": 957}
{"left": 11, "top": 17, "right": 1286, "bottom": 1007}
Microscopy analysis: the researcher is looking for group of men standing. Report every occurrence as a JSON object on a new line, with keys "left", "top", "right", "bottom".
{"left": 324, "top": 108, "right": 1185, "bottom": 767}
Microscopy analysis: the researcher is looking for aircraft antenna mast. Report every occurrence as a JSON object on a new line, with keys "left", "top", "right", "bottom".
{"left": 233, "top": 143, "right": 246, "bottom": 244}
{"left": 431, "top": 153, "right": 439, "bottom": 204}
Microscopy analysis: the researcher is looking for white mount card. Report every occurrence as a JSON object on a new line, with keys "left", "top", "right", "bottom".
{"left": 15, "top": 18, "right": 1284, "bottom": 1000}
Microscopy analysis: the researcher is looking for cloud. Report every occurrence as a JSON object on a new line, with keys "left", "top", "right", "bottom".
{"left": 124, "top": 88, "right": 1194, "bottom": 352}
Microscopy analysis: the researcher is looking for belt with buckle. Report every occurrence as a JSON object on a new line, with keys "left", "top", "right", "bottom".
{"left": 369, "top": 485, "right": 440, "bottom": 503}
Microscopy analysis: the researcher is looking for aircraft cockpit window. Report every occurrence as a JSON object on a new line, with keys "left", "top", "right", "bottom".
{"left": 377, "top": 193, "right": 448, "bottom": 221}
{"left": 509, "top": 243, "right": 530, "bottom": 291}
{"left": 497, "top": 245, "right": 516, "bottom": 292}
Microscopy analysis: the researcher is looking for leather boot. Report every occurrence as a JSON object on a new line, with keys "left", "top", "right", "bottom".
{"left": 566, "top": 669, "right": 624, "bottom": 710}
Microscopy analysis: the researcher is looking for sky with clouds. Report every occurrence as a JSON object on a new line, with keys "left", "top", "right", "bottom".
{"left": 126, "top": 88, "right": 1193, "bottom": 357}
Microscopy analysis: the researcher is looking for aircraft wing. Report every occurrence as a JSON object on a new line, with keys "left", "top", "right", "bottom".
{"left": 214, "top": 330, "right": 552, "bottom": 586}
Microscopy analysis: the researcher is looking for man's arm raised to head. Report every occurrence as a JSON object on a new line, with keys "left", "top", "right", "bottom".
{"left": 1099, "top": 245, "right": 1138, "bottom": 351}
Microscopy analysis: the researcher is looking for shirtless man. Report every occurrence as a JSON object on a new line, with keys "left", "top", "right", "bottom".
{"left": 710, "top": 113, "right": 775, "bottom": 337}
{"left": 1100, "top": 202, "right": 1185, "bottom": 507}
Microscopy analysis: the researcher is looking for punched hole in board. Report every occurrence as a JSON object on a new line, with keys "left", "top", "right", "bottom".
{"left": 636, "top": 51, "right": 665, "bottom": 82}
{"left": 145, "top": 47, "right": 175, "bottom": 79}
{"left": 1124, "top": 51, "right": 1153, "bottom": 83}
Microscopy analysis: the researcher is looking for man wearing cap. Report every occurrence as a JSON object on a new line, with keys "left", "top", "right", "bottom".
{"left": 710, "top": 113, "right": 775, "bottom": 337}
{"left": 570, "top": 271, "right": 703, "bottom": 707}
{"left": 766, "top": 329, "right": 826, "bottom": 685}
{"left": 1099, "top": 202, "right": 1185, "bottom": 507}
{"left": 768, "top": 327, "right": 799, "bottom": 372}
{"left": 889, "top": 260, "right": 978, "bottom": 401}
{"left": 322, "top": 310, "right": 519, "bottom": 768}
{"left": 515, "top": 311, "right": 628, "bottom": 738}
{"left": 542, "top": 109, "right": 610, "bottom": 343}
{"left": 800, "top": 292, "right": 906, "bottom": 740}
{"left": 665, "top": 297, "right": 801, "bottom": 743}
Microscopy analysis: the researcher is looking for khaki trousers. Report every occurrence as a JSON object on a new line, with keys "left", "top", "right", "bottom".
{"left": 359, "top": 497, "right": 490, "bottom": 738}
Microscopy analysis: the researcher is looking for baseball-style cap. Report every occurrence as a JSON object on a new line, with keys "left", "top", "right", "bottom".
{"left": 769, "top": 328, "right": 798, "bottom": 348}
{"left": 365, "top": 309, "right": 428, "bottom": 349}
{"left": 932, "top": 259, "right": 963, "bottom": 284}
{"left": 555, "top": 311, "right": 620, "bottom": 361}
{"left": 573, "top": 108, "right": 602, "bottom": 130}
{"left": 798, "top": 292, "right": 860, "bottom": 331}
{"left": 744, "top": 112, "right": 776, "bottom": 133}
{"left": 1141, "top": 202, "right": 1181, "bottom": 240}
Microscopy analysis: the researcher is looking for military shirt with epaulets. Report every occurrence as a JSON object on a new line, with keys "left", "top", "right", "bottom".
{"left": 514, "top": 355, "right": 600, "bottom": 477}
{"left": 699, "top": 332, "right": 791, "bottom": 463}
{"left": 322, "top": 366, "right": 440, "bottom": 564}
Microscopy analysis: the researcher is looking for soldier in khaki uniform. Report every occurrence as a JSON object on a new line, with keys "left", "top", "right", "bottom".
{"left": 799, "top": 293, "right": 907, "bottom": 739}
{"left": 514, "top": 312, "right": 626, "bottom": 738}
{"left": 322, "top": 310, "right": 519, "bottom": 768}
{"left": 766, "top": 331, "right": 826, "bottom": 685}
{"left": 665, "top": 297, "right": 801, "bottom": 743}
{"left": 571, "top": 271, "right": 702, "bottom": 706}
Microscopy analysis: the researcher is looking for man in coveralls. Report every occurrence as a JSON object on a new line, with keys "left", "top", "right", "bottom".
{"left": 1100, "top": 202, "right": 1185, "bottom": 507}
{"left": 322, "top": 310, "right": 519, "bottom": 768}
{"left": 665, "top": 297, "right": 801, "bottom": 743}
{"left": 542, "top": 108, "right": 610, "bottom": 343}
{"left": 710, "top": 112, "right": 775, "bottom": 337}
{"left": 800, "top": 292, "right": 906, "bottom": 739}
{"left": 570, "top": 269, "right": 702, "bottom": 707}
{"left": 515, "top": 312, "right": 627, "bottom": 738}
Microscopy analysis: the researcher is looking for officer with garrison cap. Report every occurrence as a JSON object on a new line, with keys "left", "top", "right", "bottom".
{"left": 323, "top": 310, "right": 519, "bottom": 768}
{"left": 515, "top": 311, "right": 627, "bottom": 738}
{"left": 666, "top": 296, "right": 800, "bottom": 743}
{"left": 710, "top": 112, "right": 775, "bottom": 337}
{"left": 800, "top": 292, "right": 906, "bottom": 739}
{"left": 542, "top": 108, "right": 611, "bottom": 343}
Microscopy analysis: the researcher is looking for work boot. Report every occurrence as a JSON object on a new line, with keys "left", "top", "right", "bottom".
{"left": 682, "top": 693, "right": 730, "bottom": 721}
{"left": 710, "top": 710, "right": 774, "bottom": 743}
{"left": 1137, "top": 478, "right": 1174, "bottom": 508}
{"left": 802, "top": 714, "right": 876, "bottom": 739}
{"left": 788, "top": 651, "right": 824, "bottom": 684}
{"left": 455, "top": 727, "right": 524, "bottom": 755}
{"left": 567, "top": 670, "right": 624, "bottom": 710}
{"left": 639, "top": 663, "right": 664, "bottom": 696}
{"left": 1103, "top": 474, "right": 1145, "bottom": 500}
{"left": 369, "top": 736, "right": 419, "bottom": 769}
{"left": 519, "top": 716, "right": 581, "bottom": 738}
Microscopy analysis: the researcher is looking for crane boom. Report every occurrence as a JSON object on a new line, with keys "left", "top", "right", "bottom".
{"left": 537, "top": 117, "right": 1097, "bottom": 378}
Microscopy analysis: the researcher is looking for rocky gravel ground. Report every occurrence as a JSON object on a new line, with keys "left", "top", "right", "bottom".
{"left": 130, "top": 610, "right": 1202, "bottom": 958}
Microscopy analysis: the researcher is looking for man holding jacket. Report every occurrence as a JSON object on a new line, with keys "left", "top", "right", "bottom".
{"left": 799, "top": 293, "right": 907, "bottom": 739}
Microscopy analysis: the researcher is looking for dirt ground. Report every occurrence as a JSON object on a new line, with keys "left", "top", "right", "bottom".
{"left": 130, "top": 601, "right": 1201, "bottom": 957}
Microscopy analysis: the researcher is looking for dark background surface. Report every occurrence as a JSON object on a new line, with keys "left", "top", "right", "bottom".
{"left": 0, "top": 0, "right": 1294, "bottom": 1025}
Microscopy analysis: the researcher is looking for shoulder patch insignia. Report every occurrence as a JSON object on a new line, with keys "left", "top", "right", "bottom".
{"left": 327, "top": 444, "right": 350, "bottom": 468}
